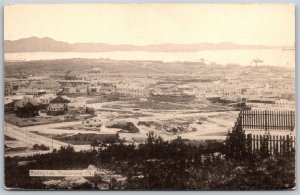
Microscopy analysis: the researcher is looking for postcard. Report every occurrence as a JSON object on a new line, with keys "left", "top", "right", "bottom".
{"left": 4, "top": 4, "right": 295, "bottom": 190}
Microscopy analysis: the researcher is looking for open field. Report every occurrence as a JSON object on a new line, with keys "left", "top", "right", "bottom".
{"left": 101, "top": 100, "right": 235, "bottom": 111}
{"left": 4, "top": 98, "right": 240, "bottom": 157}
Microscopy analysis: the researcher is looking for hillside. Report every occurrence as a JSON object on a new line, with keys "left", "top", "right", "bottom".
{"left": 4, "top": 58, "right": 294, "bottom": 79}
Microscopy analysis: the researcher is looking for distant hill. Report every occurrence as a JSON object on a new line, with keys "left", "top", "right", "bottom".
{"left": 4, "top": 37, "right": 291, "bottom": 53}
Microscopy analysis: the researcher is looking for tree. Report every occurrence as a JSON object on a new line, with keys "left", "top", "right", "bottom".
{"left": 259, "top": 135, "right": 270, "bottom": 158}
{"left": 225, "top": 117, "right": 247, "bottom": 159}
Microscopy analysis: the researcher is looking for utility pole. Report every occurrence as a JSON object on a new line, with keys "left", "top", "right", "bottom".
{"left": 52, "top": 133, "right": 54, "bottom": 150}
{"left": 252, "top": 58, "right": 263, "bottom": 66}
{"left": 26, "top": 127, "right": 28, "bottom": 147}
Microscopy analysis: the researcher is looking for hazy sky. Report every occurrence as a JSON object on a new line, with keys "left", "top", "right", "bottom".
{"left": 4, "top": 4, "right": 295, "bottom": 46}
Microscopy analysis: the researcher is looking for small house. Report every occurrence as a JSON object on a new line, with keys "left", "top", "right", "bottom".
{"left": 47, "top": 96, "right": 71, "bottom": 115}
{"left": 37, "top": 94, "right": 56, "bottom": 110}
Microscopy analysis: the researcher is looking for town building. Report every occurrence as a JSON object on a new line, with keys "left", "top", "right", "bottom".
{"left": 59, "top": 86, "right": 88, "bottom": 96}
{"left": 89, "top": 82, "right": 117, "bottom": 96}
{"left": 58, "top": 80, "right": 89, "bottom": 97}
{"left": 27, "top": 80, "right": 60, "bottom": 93}
{"left": 47, "top": 96, "right": 71, "bottom": 115}
{"left": 275, "top": 99, "right": 295, "bottom": 108}
{"left": 148, "top": 83, "right": 195, "bottom": 102}
{"left": 36, "top": 94, "right": 56, "bottom": 110}
{"left": 117, "top": 83, "right": 150, "bottom": 98}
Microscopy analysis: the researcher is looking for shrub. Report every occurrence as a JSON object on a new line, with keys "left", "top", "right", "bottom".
{"left": 32, "top": 144, "right": 50, "bottom": 151}
{"left": 107, "top": 122, "right": 139, "bottom": 133}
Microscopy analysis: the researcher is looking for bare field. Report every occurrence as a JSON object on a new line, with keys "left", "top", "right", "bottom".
{"left": 4, "top": 100, "right": 239, "bottom": 155}
{"left": 101, "top": 100, "right": 232, "bottom": 111}
{"left": 41, "top": 101, "right": 238, "bottom": 143}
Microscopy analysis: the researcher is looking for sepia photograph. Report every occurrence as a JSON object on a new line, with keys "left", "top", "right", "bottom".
{"left": 3, "top": 3, "right": 296, "bottom": 190}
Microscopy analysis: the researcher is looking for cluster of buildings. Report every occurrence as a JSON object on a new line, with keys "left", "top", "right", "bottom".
{"left": 4, "top": 67, "right": 295, "bottom": 118}
{"left": 4, "top": 94, "right": 73, "bottom": 118}
{"left": 5, "top": 78, "right": 60, "bottom": 96}
{"left": 193, "top": 77, "right": 294, "bottom": 104}
{"left": 148, "top": 83, "right": 196, "bottom": 102}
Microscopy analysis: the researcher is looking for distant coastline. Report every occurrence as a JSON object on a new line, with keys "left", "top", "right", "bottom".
{"left": 4, "top": 49, "right": 295, "bottom": 68}
{"left": 4, "top": 37, "right": 294, "bottom": 53}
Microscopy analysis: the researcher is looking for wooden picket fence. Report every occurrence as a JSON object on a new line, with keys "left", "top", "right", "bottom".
{"left": 242, "top": 110, "right": 295, "bottom": 131}
{"left": 245, "top": 134, "right": 296, "bottom": 155}
{"left": 229, "top": 110, "right": 296, "bottom": 156}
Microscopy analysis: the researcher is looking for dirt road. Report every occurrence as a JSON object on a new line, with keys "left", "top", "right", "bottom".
{"left": 4, "top": 122, "right": 90, "bottom": 157}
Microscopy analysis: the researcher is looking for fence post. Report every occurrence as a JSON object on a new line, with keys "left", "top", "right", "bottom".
{"left": 268, "top": 135, "right": 272, "bottom": 155}
{"left": 255, "top": 134, "right": 259, "bottom": 153}
{"left": 290, "top": 111, "right": 294, "bottom": 131}
{"left": 282, "top": 136, "right": 286, "bottom": 155}
{"left": 272, "top": 135, "right": 276, "bottom": 155}
{"left": 275, "top": 135, "right": 279, "bottom": 155}
{"left": 247, "top": 134, "right": 252, "bottom": 154}
{"left": 286, "top": 135, "right": 290, "bottom": 156}
{"left": 264, "top": 110, "right": 267, "bottom": 130}
{"left": 259, "top": 135, "right": 262, "bottom": 154}
{"left": 292, "top": 136, "right": 295, "bottom": 150}
{"left": 279, "top": 135, "right": 282, "bottom": 155}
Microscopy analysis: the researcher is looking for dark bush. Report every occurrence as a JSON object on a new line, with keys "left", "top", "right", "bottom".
{"left": 32, "top": 144, "right": 50, "bottom": 151}
{"left": 107, "top": 122, "right": 139, "bottom": 133}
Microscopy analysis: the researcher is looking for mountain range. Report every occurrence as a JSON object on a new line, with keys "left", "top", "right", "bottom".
{"left": 4, "top": 37, "right": 292, "bottom": 53}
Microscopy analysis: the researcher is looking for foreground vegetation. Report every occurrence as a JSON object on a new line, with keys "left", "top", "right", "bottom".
{"left": 5, "top": 132, "right": 295, "bottom": 190}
